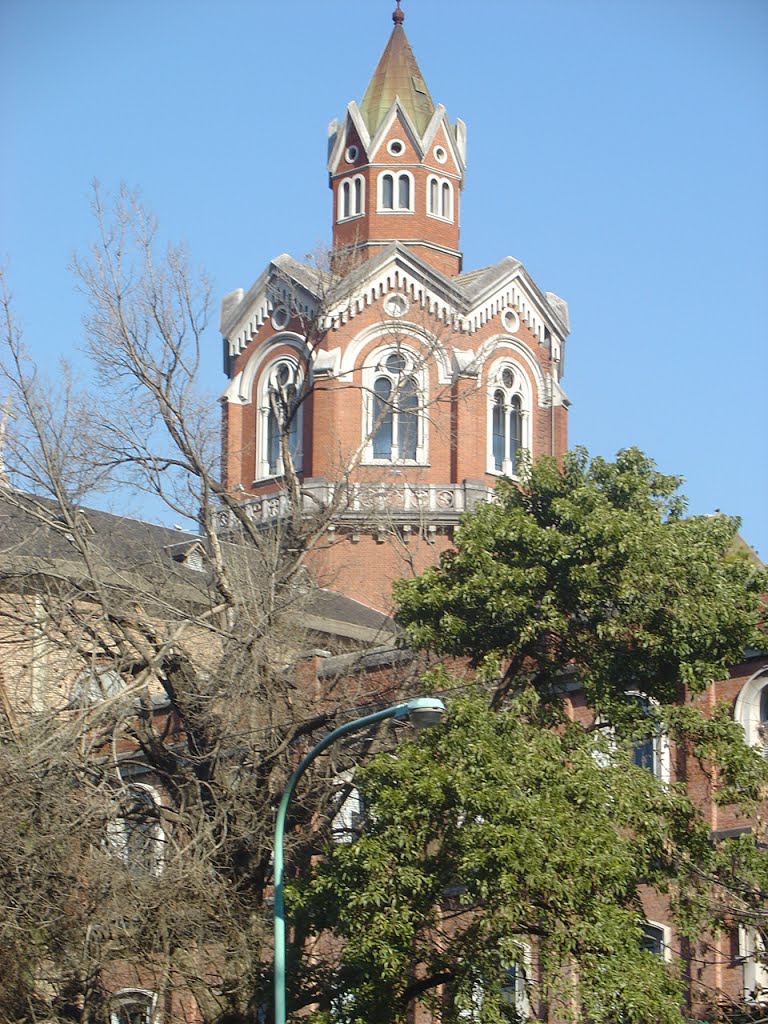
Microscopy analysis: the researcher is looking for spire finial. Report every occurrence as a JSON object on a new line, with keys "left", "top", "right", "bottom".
{"left": 392, "top": 1, "right": 404, "bottom": 26}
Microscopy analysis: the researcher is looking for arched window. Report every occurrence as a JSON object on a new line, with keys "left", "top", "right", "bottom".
{"left": 641, "top": 921, "right": 671, "bottom": 960}
{"left": 331, "top": 771, "right": 364, "bottom": 843}
{"left": 337, "top": 175, "right": 365, "bottom": 221}
{"left": 365, "top": 348, "right": 425, "bottom": 463}
{"left": 71, "top": 666, "right": 125, "bottom": 706}
{"left": 258, "top": 358, "right": 303, "bottom": 479}
{"left": 739, "top": 926, "right": 768, "bottom": 1003}
{"left": 488, "top": 363, "right": 527, "bottom": 476}
{"left": 378, "top": 171, "right": 413, "bottom": 212}
{"left": 734, "top": 669, "right": 768, "bottom": 759}
{"left": 427, "top": 175, "right": 454, "bottom": 221}
{"left": 110, "top": 991, "right": 157, "bottom": 1024}
{"left": 108, "top": 784, "right": 165, "bottom": 877}
{"left": 441, "top": 180, "right": 452, "bottom": 219}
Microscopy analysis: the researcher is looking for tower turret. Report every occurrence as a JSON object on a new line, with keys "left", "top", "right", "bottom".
{"left": 327, "top": 4, "right": 466, "bottom": 276}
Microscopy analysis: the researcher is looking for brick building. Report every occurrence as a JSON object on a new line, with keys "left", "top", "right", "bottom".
{"left": 217, "top": 5, "right": 768, "bottom": 1019}
{"left": 219, "top": 2, "right": 569, "bottom": 614}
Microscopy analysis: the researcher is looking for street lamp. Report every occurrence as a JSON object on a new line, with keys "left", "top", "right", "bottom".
{"left": 272, "top": 696, "right": 447, "bottom": 1024}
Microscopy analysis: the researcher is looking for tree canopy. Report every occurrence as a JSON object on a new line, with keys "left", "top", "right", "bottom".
{"left": 298, "top": 451, "right": 768, "bottom": 1024}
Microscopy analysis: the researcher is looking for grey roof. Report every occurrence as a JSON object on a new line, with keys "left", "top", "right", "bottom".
{"left": 0, "top": 491, "right": 398, "bottom": 641}
{"left": 0, "top": 491, "right": 200, "bottom": 572}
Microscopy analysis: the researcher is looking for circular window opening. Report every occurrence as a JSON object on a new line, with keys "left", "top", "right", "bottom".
{"left": 384, "top": 293, "right": 409, "bottom": 318}
{"left": 271, "top": 306, "right": 290, "bottom": 331}
{"left": 385, "top": 352, "right": 407, "bottom": 374}
{"left": 387, "top": 139, "right": 405, "bottom": 156}
{"left": 501, "top": 307, "right": 520, "bottom": 334}
{"left": 501, "top": 367, "right": 515, "bottom": 389}
{"left": 275, "top": 363, "right": 291, "bottom": 386}
{"left": 345, "top": 145, "right": 359, "bottom": 164}
{"left": 434, "top": 145, "right": 447, "bottom": 164}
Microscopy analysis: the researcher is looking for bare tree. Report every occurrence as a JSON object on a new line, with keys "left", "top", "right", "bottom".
{"left": 0, "top": 189, "right": 431, "bottom": 1024}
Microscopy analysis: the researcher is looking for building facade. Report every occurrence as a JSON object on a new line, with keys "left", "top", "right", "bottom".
{"left": 219, "top": 4, "right": 570, "bottom": 614}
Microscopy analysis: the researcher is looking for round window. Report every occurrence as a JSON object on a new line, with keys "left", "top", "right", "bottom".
{"left": 385, "top": 352, "right": 407, "bottom": 374}
{"left": 501, "top": 367, "right": 515, "bottom": 389}
{"left": 434, "top": 145, "right": 447, "bottom": 164}
{"left": 387, "top": 139, "right": 405, "bottom": 156}
{"left": 384, "top": 293, "right": 409, "bottom": 318}
{"left": 271, "top": 306, "right": 290, "bottom": 331}
{"left": 501, "top": 307, "right": 520, "bottom": 334}
{"left": 345, "top": 145, "right": 359, "bottom": 163}
{"left": 275, "top": 362, "right": 291, "bottom": 386}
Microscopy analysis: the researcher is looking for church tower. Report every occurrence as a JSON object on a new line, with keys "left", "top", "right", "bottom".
{"left": 328, "top": 1, "right": 465, "bottom": 276}
{"left": 219, "top": 5, "right": 571, "bottom": 614}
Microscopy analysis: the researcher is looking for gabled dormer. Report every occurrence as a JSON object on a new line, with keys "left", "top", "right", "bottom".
{"left": 327, "top": 3, "right": 467, "bottom": 277}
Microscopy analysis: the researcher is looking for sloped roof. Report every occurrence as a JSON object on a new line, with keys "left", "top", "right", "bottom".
{"left": 359, "top": 20, "right": 436, "bottom": 137}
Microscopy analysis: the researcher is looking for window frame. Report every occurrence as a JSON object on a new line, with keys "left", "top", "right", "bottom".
{"left": 377, "top": 170, "right": 415, "bottom": 213}
{"left": 337, "top": 174, "right": 365, "bottom": 222}
{"left": 426, "top": 174, "right": 454, "bottom": 222}
{"left": 107, "top": 783, "right": 165, "bottom": 878}
{"left": 362, "top": 346, "right": 428, "bottom": 465}
{"left": 641, "top": 920, "right": 672, "bottom": 962}
{"left": 331, "top": 771, "right": 365, "bottom": 843}
{"left": 110, "top": 990, "right": 158, "bottom": 1024}
{"left": 734, "top": 669, "right": 768, "bottom": 759}
{"left": 256, "top": 356, "right": 304, "bottom": 481}
{"left": 739, "top": 926, "right": 768, "bottom": 1003}
{"left": 486, "top": 360, "right": 531, "bottom": 478}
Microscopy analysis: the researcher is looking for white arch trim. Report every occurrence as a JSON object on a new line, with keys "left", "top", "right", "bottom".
{"left": 230, "top": 332, "right": 307, "bottom": 405}
{"left": 734, "top": 667, "right": 768, "bottom": 750}
{"left": 472, "top": 334, "right": 547, "bottom": 402}
{"left": 339, "top": 322, "right": 451, "bottom": 384}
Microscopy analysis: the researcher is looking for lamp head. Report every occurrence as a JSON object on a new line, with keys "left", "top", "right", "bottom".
{"left": 405, "top": 697, "right": 446, "bottom": 729}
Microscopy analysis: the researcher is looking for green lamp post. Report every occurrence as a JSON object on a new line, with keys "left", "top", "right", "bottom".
{"left": 272, "top": 696, "right": 447, "bottom": 1024}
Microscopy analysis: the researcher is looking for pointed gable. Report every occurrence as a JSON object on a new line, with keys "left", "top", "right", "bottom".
{"left": 359, "top": 11, "right": 435, "bottom": 138}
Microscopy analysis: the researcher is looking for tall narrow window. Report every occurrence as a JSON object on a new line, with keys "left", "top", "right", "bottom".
{"left": 372, "top": 376, "right": 394, "bottom": 458}
{"left": 441, "top": 180, "right": 452, "bottom": 219}
{"left": 108, "top": 785, "right": 164, "bottom": 877}
{"left": 366, "top": 349, "right": 425, "bottom": 463}
{"left": 378, "top": 171, "right": 413, "bottom": 212}
{"left": 398, "top": 174, "right": 410, "bottom": 209}
{"left": 337, "top": 175, "right": 364, "bottom": 221}
{"left": 488, "top": 364, "right": 527, "bottom": 476}
{"left": 629, "top": 693, "right": 667, "bottom": 779}
{"left": 260, "top": 359, "right": 302, "bottom": 479}
{"left": 427, "top": 176, "right": 454, "bottom": 221}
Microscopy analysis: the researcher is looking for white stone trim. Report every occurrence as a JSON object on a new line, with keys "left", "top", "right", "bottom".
{"left": 235, "top": 332, "right": 307, "bottom": 406}
{"left": 643, "top": 920, "right": 673, "bottom": 962}
{"left": 110, "top": 990, "right": 159, "bottom": 1024}
{"left": 485, "top": 357, "right": 532, "bottom": 477}
{"left": 339, "top": 321, "right": 451, "bottom": 385}
{"left": 255, "top": 354, "right": 305, "bottom": 480}
{"left": 734, "top": 667, "right": 768, "bottom": 756}
{"left": 739, "top": 926, "right": 768, "bottom": 1002}
{"left": 426, "top": 174, "right": 454, "bottom": 221}
{"left": 472, "top": 336, "right": 547, "bottom": 402}
{"left": 377, "top": 169, "right": 415, "bottom": 213}
{"left": 337, "top": 174, "right": 366, "bottom": 221}
{"left": 361, "top": 342, "right": 429, "bottom": 466}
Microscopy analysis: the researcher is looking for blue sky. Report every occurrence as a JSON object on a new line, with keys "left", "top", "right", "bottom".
{"left": 2, "top": 0, "right": 767, "bottom": 557}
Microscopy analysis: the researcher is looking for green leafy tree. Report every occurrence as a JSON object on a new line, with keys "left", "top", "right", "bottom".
{"left": 298, "top": 451, "right": 768, "bottom": 1024}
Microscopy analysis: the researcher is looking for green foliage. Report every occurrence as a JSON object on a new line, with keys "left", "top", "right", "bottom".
{"left": 297, "top": 451, "right": 768, "bottom": 1023}
{"left": 394, "top": 449, "right": 766, "bottom": 713}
